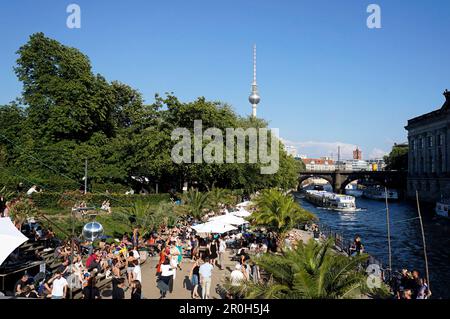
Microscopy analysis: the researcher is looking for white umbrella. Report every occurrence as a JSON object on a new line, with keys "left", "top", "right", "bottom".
{"left": 232, "top": 208, "right": 252, "bottom": 218}
{"left": 191, "top": 221, "right": 237, "bottom": 234}
{"left": 208, "top": 214, "right": 248, "bottom": 226}
{"left": 236, "top": 201, "right": 252, "bottom": 208}
{"left": 0, "top": 218, "right": 29, "bottom": 266}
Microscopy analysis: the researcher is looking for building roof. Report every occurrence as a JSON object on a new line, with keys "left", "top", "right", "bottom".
{"left": 302, "top": 158, "right": 334, "bottom": 165}
{"left": 406, "top": 90, "right": 450, "bottom": 130}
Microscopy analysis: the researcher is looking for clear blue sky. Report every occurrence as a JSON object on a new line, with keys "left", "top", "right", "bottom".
{"left": 1, "top": 0, "right": 449, "bottom": 159}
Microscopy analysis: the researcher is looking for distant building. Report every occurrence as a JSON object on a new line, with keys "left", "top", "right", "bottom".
{"left": 405, "top": 90, "right": 450, "bottom": 202}
{"left": 302, "top": 158, "right": 335, "bottom": 171}
{"left": 367, "top": 158, "right": 386, "bottom": 171}
{"left": 336, "top": 159, "right": 369, "bottom": 172}
{"left": 353, "top": 147, "right": 362, "bottom": 160}
{"left": 284, "top": 145, "right": 298, "bottom": 158}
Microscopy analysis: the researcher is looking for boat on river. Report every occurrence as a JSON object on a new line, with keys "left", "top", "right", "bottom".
{"left": 363, "top": 186, "right": 399, "bottom": 200}
{"left": 304, "top": 190, "right": 357, "bottom": 212}
{"left": 436, "top": 200, "right": 450, "bottom": 219}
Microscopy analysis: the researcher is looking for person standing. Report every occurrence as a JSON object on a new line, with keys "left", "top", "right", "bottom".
{"left": 218, "top": 237, "right": 227, "bottom": 270}
{"left": 132, "top": 259, "right": 142, "bottom": 283}
{"left": 199, "top": 257, "right": 214, "bottom": 299}
{"left": 112, "top": 277, "right": 125, "bottom": 299}
{"left": 169, "top": 242, "right": 180, "bottom": 279}
{"left": 82, "top": 277, "right": 101, "bottom": 299}
{"left": 209, "top": 240, "right": 219, "bottom": 268}
{"left": 158, "top": 259, "right": 174, "bottom": 299}
{"left": 190, "top": 259, "right": 201, "bottom": 299}
{"left": 176, "top": 240, "right": 183, "bottom": 271}
{"left": 130, "top": 280, "right": 142, "bottom": 299}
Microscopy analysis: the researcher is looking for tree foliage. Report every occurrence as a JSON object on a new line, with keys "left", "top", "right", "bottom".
{"left": 384, "top": 143, "right": 408, "bottom": 171}
{"left": 249, "top": 189, "right": 316, "bottom": 236}
{"left": 0, "top": 33, "right": 301, "bottom": 194}
{"left": 227, "top": 239, "right": 373, "bottom": 299}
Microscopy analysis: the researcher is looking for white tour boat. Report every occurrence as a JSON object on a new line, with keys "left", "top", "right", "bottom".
{"left": 304, "top": 190, "right": 357, "bottom": 212}
{"left": 345, "top": 183, "right": 363, "bottom": 197}
{"left": 435, "top": 200, "right": 450, "bottom": 219}
{"left": 363, "top": 186, "right": 399, "bottom": 200}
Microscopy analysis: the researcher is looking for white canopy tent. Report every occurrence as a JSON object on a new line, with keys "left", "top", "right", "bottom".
{"left": 0, "top": 218, "right": 29, "bottom": 266}
{"left": 208, "top": 214, "right": 248, "bottom": 226}
{"left": 191, "top": 221, "right": 237, "bottom": 234}
{"left": 232, "top": 208, "right": 252, "bottom": 218}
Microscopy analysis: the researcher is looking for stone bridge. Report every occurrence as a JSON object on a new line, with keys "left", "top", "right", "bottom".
{"left": 298, "top": 170, "right": 407, "bottom": 194}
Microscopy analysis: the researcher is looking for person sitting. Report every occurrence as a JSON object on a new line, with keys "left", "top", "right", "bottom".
{"left": 14, "top": 273, "right": 30, "bottom": 296}
{"left": 19, "top": 285, "right": 39, "bottom": 298}
{"left": 101, "top": 200, "right": 111, "bottom": 214}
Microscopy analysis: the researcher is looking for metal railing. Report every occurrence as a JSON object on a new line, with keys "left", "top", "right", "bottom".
{"left": 313, "top": 222, "right": 393, "bottom": 285}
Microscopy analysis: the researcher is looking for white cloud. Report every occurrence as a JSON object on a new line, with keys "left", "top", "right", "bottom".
{"left": 369, "top": 148, "right": 388, "bottom": 159}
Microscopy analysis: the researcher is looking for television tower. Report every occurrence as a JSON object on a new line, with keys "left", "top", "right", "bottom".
{"left": 249, "top": 44, "right": 260, "bottom": 117}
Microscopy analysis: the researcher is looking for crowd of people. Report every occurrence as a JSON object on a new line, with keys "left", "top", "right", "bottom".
{"left": 393, "top": 269, "right": 431, "bottom": 299}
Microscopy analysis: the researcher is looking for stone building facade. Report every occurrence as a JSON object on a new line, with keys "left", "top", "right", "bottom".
{"left": 405, "top": 90, "right": 450, "bottom": 202}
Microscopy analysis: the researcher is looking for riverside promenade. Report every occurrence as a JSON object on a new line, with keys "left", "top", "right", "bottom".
{"left": 100, "top": 230, "right": 314, "bottom": 299}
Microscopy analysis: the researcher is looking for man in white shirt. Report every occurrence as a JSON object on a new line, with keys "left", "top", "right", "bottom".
{"left": 26, "top": 185, "right": 38, "bottom": 196}
{"left": 198, "top": 258, "right": 214, "bottom": 299}
{"left": 49, "top": 271, "right": 68, "bottom": 299}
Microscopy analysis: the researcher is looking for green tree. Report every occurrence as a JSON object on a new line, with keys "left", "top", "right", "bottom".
{"left": 249, "top": 189, "right": 316, "bottom": 242}
{"left": 384, "top": 143, "right": 408, "bottom": 171}
{"left": 228, "top": 239, "right": 375, "bottom": 299}
{"left": 181, "top": 188, "right": 210, "bottom": 219}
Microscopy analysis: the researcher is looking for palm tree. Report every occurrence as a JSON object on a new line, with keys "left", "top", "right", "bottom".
{"left": 181, "top": 188, "right": 210, "bottom": 220}
{"left": 10, "top": 198, "right": 39, "bottom": 229}
{"left": 0, "top": 185, "right": 16, "bottom": 201}
{"left": 206, "top": 186, "right": 234, "bottom": 212}
{"left": 227, "top": 238, "right": 375, "bottom": 299}
{"left": 249, "top": 189, "right": 315, "bottom": 239}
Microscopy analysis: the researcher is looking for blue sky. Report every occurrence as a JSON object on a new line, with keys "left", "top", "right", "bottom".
{"left": 1, "top": 0, "right": 449, "bottom": 159}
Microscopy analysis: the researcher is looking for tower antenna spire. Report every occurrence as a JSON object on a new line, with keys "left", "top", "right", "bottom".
{"left": 249, "top": 44, "right": 261, "bottom": 117}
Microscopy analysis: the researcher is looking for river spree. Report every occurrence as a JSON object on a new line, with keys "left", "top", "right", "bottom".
{"left": 296, "top": 196, "right": 450, "bottom": 299}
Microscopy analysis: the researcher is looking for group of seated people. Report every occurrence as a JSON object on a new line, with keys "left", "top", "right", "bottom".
{"left": 12, "top": 226, "right": 149, "bottom": 299}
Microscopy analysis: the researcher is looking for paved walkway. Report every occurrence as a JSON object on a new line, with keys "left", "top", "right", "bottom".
{"left": 101, "top": 250, "right": 238, "bottom": 299}
{"left": 100, "top": 229, "right": 315, "bottom": 299}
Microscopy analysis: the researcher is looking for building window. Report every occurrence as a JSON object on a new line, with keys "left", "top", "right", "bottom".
{"left": 430, "top": 156, "right": 435, "bottom": 173}
{"left": 421, "top": 138, "right": 424, "bottom": 149}
{"left": 411, "top": 139, "right": 415, "bottom": 151}
{"left": 428, "top": 136, "right": 433, "bottom": 147}
{"left": 439, "top": 134, "right": 444, "bottom": 146}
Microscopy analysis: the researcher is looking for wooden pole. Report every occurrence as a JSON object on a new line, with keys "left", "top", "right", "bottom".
{"left": 384, "top": 187, "right": 392, "bottom": 274}
{"left": 84, "top": 159, "right": 88, "bottom": 195}
{"left": 415, "top": 190, "right": 430, "bottom": 292}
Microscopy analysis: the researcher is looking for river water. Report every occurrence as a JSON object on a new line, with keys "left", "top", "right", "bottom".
{"left": 295, "top": 195, "right": 450, "bottom": 299}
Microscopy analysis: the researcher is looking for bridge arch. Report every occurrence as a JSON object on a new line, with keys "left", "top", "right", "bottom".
{"left": 298, "top": 174, "right": 334, "bottom": 191}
